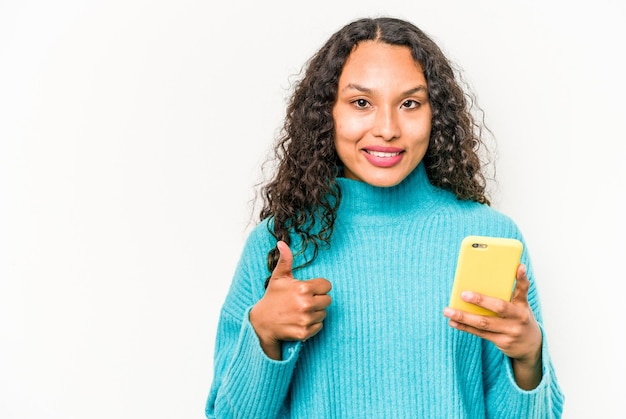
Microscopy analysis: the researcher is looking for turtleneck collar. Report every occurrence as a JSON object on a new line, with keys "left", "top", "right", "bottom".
{"left": 335, "top": 162, "right": 443, "bottom": 222}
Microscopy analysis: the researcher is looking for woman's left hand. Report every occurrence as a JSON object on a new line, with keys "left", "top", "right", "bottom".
{"left": 443, "top": 264, "right": 543, "bottom": 390}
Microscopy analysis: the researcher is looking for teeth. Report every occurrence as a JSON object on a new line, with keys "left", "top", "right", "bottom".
{"left": 367, "top": 150, "right": 400, "bottom": 157}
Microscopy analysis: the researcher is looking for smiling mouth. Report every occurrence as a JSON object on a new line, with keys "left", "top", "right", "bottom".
{"left": 365, "top": 150, "right": 402, "bottom": 158}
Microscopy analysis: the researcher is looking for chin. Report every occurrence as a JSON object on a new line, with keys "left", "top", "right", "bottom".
{"left": 364, "top": 175, "right": 405, "bottom": 188}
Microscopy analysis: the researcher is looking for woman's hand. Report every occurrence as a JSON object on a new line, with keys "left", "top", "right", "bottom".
{"left": 443, "top": 264, "right": 543, "bottom": 390}
{"left": 249, "top": 241, "right": 332, "bottom": 360}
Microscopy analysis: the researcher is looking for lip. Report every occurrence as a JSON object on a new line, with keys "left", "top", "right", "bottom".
{"left": 361, "top": 146, "right": 404, "bottom": 168}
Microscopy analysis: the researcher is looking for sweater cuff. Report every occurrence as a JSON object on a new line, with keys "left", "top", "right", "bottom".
{"left": 217, "top": 308, "right": 302, "bottom": 416}
{"left": 493, "top": 325, "right": 565, "bottom": 418}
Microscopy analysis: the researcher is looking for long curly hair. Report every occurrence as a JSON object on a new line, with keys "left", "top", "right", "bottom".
{"left": 258, "top": 17, "right": 493, "bottom": 282}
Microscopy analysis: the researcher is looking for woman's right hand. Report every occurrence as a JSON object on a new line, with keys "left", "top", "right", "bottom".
{"left": 249, "top": 241, "right": 332, "bottom": 360}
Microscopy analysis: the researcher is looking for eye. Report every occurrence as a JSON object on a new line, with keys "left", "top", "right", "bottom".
{"left": 352, "top": 98, "right": 370, "bottom": 109}
{"left": 401, "top": 99, "right": 421, "bottom": 109}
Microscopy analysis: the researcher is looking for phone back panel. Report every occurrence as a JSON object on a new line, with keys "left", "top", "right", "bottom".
{"left": 448, "top": 235, "right": 523, "bottom": 316}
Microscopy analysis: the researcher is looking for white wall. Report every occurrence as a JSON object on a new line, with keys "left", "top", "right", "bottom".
{"left": 1, "top": 1, "right": 623, "bottom": 418}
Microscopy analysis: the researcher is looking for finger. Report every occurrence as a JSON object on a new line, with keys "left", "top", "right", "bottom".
{"left": 444, "top": 306, "right": 504, "bottom": 334}
{"left": 271, "top": 241, "right": 294, "bottom": 280}
{"left": 311, "top": 294, "right": 332, "bottom": 311}
{"left": 460, "top": 291, "right": 509, "bottom": 317}
{"left": 447, "top": 317, "right": 499, "bottom": 341}
{"left": 307, "top": 278, "right": 332, "bottom": 295}
{"left": 309, "top": 309, "right": 328, "bottom": 324}
{"left": 285, "top": 321, "right": 324, "bottom": 342}
{"left": 510, "top": 264, "right": 530, "bottom": 303}
{"left": 305, "top": 321, "right": 324, "bottom": 340}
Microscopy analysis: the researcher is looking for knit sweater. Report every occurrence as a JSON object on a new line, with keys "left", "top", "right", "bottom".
{"left": 205, "top": 163, "right": 564, "bottom": 418}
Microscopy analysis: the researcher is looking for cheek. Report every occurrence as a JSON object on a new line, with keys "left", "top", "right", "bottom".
{"left": 335, "top": 117, "right": 365, "bottom": 142}
{"left": 408, "top": 114, "right": 432, "bottom": 140}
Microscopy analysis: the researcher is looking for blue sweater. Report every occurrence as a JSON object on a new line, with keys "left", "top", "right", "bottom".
{"left": 206, "top": 163, "right": 564, "bottom": 418}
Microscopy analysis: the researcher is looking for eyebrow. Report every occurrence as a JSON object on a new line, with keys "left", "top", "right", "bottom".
{"left": 341, "top": 83, "right": 428, "bottom": 95}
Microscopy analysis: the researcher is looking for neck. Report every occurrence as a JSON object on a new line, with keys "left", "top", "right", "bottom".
{"left": 336, "top": 163, "right": 441, "bottom": 222}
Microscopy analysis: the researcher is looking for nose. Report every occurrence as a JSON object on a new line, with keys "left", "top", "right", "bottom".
{"left": 372, "top": 106, "right": 400, "bottom": 141}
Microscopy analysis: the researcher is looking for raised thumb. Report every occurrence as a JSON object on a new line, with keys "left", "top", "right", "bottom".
{"left": 271, "top": 240, "right": 294, "bottom": 280}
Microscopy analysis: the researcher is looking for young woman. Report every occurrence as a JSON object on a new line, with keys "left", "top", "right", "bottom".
{"left": 206, "top": 16, "right": 564, "bottom": 418}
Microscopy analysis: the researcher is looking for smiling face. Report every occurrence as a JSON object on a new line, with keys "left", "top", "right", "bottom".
{"left": 332, "top": 41, "right": 432, "bottom": 187}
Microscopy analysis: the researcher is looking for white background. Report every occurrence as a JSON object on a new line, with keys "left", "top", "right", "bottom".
{"left": 1, "top": 1, "right": 624, "bottom": 418}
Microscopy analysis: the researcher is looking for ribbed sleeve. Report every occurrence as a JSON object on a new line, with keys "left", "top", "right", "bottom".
{"left": 206, "top": 309, "right": 301, "bottom": 418}
{"left": 483, "top": 324, "right": 565, "bottom": 418}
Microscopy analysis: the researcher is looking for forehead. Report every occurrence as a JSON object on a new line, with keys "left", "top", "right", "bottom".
{"left": 339, "top": 41, "right": 425, "bottom": 86}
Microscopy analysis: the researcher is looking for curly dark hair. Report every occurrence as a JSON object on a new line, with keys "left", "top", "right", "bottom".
{"left": 258, "top": 17, "right": 492, "bottom": 283}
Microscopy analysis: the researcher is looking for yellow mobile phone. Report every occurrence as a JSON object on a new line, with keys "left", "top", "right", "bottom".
{"left": 448, "top": 235, "right": 523, "bottom": 316}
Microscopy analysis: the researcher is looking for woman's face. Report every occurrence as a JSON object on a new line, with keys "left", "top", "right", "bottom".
{"left": 332, "top": 41, "right": 432, "bottom": 187}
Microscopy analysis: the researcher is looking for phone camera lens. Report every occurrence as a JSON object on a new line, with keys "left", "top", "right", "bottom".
{"left": 472, "top": 243, "right": 478, "bottom": 248}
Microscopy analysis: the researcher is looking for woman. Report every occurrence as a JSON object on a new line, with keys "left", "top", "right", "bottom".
{"left": 206, "top": 16, "right": 564, "bottom": 418}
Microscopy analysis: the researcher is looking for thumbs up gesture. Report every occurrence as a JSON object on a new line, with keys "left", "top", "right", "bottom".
{"left": 249, "top": 241, "right": 332, "bottom": 360}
